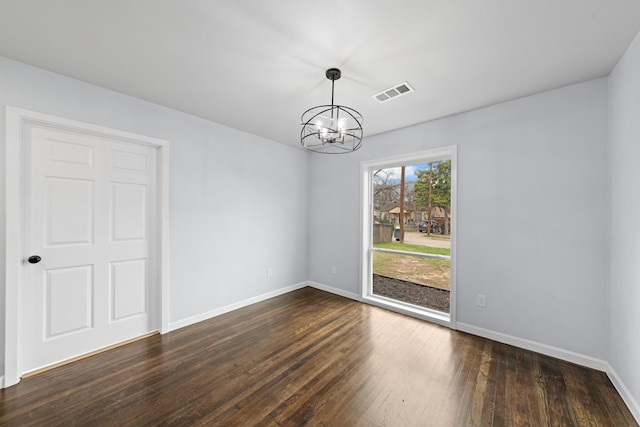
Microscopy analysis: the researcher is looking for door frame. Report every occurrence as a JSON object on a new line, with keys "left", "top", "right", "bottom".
{"left": 3, "top": 106, "right": 170, "bottom": 388}
{"left": 360, "top": 146, "right": 457, "bottom": 328}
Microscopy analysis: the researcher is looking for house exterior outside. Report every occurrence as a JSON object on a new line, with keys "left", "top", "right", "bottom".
{"left": 380, "top": 204, "right": 450, "bottom": 234}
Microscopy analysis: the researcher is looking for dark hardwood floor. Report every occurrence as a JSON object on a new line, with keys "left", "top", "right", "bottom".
{"left": 0, "top": 287, "right": 636, "bottom": 426}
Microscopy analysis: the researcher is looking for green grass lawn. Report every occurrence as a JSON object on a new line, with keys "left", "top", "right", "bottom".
{"left": 373, "top": 242, "right": 450, "bottom": 256}
{"left": 372, "top": 242, "right": 451, "bottom": 290}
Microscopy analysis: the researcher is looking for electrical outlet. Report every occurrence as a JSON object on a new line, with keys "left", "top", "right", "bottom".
{"left": 331, "top": 265, "right": 337, "bottom": 274}
{"left": 477, "top": 294, "right": 487, "bottom": 308}
{"left": 267, "top": 268, "right": 273, "bottom": 278}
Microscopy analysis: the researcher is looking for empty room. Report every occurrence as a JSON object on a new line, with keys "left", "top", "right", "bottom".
{"left": 1, "top": 1, "right": 639, "bottom": 425}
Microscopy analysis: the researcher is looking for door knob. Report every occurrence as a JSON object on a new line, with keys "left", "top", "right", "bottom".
{"left": 28, "top": 255, "right": 42, "bottom": 264}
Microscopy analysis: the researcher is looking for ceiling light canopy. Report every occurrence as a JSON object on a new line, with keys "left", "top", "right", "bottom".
{"left": 300, "top": 68, "right": 363, "bottom": 154}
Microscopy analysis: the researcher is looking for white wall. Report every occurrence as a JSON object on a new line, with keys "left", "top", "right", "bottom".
{"left": 309, "top": 78, "right": 609, "bottom": 362}
{"left": 1, "top": 45, "right": 634, "bottom": 412}
{"left": 608, "top": 30, "right": 640, "bottom": 418}
{"left": 0, "top": 56, "right": 309, "bottom": 373}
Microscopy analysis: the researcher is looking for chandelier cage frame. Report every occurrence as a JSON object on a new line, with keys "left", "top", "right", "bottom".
{"left": 300, "top": 68, "right": 363, "bottom": 154}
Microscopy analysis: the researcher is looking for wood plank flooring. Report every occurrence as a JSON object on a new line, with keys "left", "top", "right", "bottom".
{"left": 0, "top": 287, "right": 636, "bottom": 426}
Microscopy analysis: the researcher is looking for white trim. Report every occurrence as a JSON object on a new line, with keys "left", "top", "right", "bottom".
{"left": 359, "top": 146, "right": 458, "bottom": 329}
{"left": 363, "top": 294, "right": 451, "bottom": 326}
{"left": 173, "top": 279, "right": 639, "bottom": 424}
{"left": 456, "top": 322, "right": 608, "bottom": 372}
{"left": 449, "top": 146, "right": 458, "bottom": 328}
{"left": 304, "top": 281, "right": 623, "bottom": 378}
{"left": 0, "top": 375, "right": 4, "bottom": 389}
{"left": 158, "top": 143, "right": 171, "bottom": 334}
{"left": 168, "top": 282, "right": 308, "bottom": 332}
{"left": 606, "top": 364, "right": 640, "bottom": 424}
{"left": 3, "top": 107, "right": 170, "bottom": 388}
{"left": 4, "top": 107, "right": 23, "bottom": 387}
{"left": 359, "top": 161, "right": 372, "bottom": 311}
{"left": 359, "top": 148, "right": 455, "bottom": 170}
{"left": 306, "top": 281, "right": 361, "bottom": 301}
{"left": 309, "top": 282, "right": 609, "bottom": 369}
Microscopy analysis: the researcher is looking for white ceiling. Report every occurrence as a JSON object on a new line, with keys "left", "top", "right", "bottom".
{"left": 1, "top": 1, "right": 640, "bottom": 148}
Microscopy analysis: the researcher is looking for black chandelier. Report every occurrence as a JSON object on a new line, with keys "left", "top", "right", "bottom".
{"left": 300, "top": 68, "right": 363, "bottom": 154}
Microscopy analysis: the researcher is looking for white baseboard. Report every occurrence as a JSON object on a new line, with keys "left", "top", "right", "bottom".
{"left": 306, "top": 281, "right": 361, "bottom": 301}
{"left": 456, "top": 322, "right": 608, "bottom": 372}
{"left": 606, "top": 363, "right": 640, "bottom": 424}
{"left": 168, "top": 281, "right": 307, "bottom": 332}
{"left": 306, "top": 284, "right": 610, "bottom": 374}
{"left": 165, "top": 281, "right": 639, "bottom": 424}
{"left": 0, "top": 375, "right": 4, "bottom": 389}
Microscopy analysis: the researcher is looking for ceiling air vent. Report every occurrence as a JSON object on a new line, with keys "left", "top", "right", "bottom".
{"left": 373, "top": 81, "right": 414, "bottom": 103}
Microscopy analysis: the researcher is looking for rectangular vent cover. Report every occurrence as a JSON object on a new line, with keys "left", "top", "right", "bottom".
{"left": 373, "top": 82, "right": 414, "bottom": 103}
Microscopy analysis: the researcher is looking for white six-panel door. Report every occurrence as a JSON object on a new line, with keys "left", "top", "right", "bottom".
{"left": 22, "top": 127, "right": 158, "bottom": 373}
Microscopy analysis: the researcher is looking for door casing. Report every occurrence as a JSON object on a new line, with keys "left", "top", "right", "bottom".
{"left": 3, "top": 106, "right": 170, "bottom": 388}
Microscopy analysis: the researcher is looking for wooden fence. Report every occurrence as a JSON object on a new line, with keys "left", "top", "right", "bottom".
{"left": 373, "top": 224, "right": 393, "bottom": 244}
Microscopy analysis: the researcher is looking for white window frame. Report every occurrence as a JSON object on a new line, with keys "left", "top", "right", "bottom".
{"left": 360, "top": 146, "right": 457, "bottom": 328}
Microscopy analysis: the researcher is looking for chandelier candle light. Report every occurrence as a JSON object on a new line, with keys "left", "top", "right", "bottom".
{"left": 300, "top": 68, "right": 363, "bottom": 154}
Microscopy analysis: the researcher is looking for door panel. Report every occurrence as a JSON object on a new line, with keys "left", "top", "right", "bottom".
{"left": 46, "top": 177, "right": 94, "bottom": 245}
{"left": 45, "top": 265, "right": 93, "bottom": 337}
{"left": 111, "top": 183, "right": 146, "bottom": 241}
{"left": 112, "top": 150, "right": 147, "bottom": 173}
{"left": 23, "top": 127, "right": 157, "bottom": 373}
{"left": 48, "top": 139, "right": 94, "bottom": 166}
{"left": 111, "top": 259, "right": 147, "bottom": 321}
